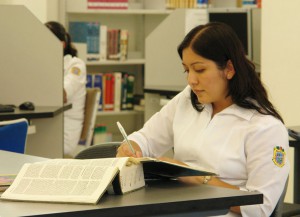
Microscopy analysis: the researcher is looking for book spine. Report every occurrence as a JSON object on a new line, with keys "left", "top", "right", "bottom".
{"left": 121, "top": 73, "right": 128, "bottom": 110}
{"left": 126, "top": 74, "right": 135, "bottom": 110}
{"left": 86, "top": 74, "right": 94, "bottom": 88}
{"left": 120, "top": 29, "right": 128, "bottom": 61}
{"left": 93, "top": 73, "right": 103, "bottom": 111}
{"left": 86, "top": 22, "right": 100, "bottom": 61}
{"left": 100, "top": 25, "right": 108, "bottom": 61}
{"left": 107, "top": 29, "right": 113, "bottom": 60}
{"left": 104, "top": 73, "right": 114, "bottom": 111}
{"left": 68, "top": 21, "right": 88, "bottom": 43}
{"left": 113, "top": 72, "right": 122, "bottom": 112}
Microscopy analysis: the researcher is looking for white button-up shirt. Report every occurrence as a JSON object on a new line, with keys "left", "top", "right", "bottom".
{"left": 129, "top": 86, "right": 289, "bottom": 217}
{"left": 64, "top": 54, "right": 86, "bottom": 155}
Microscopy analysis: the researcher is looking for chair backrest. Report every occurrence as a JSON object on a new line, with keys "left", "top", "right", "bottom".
{"left": 0, "top": 118, "right": 28, "bottom": 153}
{"left": 270, "top": 177, "right": 289, "bottom": 217}
{"left": 75, "top": 142, "right": 121, "bottom": 159}
{"left": 78, "top": 88, "right": 101, "bottom": 147}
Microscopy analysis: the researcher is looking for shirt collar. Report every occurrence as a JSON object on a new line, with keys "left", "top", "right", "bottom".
{"left": 203, "top": 103, "right": 255, "bottom": 121}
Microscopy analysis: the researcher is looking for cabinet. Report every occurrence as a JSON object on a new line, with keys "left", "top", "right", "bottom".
{"left": 60, "top": 0, "right": 170, "bottom": 140}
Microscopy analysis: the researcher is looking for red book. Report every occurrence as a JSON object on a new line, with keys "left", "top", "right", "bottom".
{"left": 104, "top": 73, "right": 115, "bottom": 111}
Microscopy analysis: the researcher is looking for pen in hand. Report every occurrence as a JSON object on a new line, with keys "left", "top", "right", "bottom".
{"left": 116, "top": 121, "right": 136, "bottom": 155}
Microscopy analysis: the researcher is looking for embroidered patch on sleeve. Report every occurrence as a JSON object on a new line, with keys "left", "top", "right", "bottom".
{"left": 272, "top": 146, "right": 286, "bottom": 167}
{"left": 71, "top": 67, "right": 81, "bottom": 76}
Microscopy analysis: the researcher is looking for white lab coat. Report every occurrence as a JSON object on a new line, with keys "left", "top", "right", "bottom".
{"left": 128, "top": 86, "right": 290, "bottom": 217}
{"left": 63, "top": 54, "right": 86, "bottom": 155}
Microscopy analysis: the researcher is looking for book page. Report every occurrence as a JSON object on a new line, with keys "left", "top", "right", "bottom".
{"left": 118, "top": 161, "right": 145, "bottom": 193}
{"left": 1, "top": 158, "right": 129, "bottom": 204}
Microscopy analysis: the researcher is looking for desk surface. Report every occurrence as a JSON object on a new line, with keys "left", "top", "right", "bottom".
{"left": 0, "top": 151, "right": 263, "bottom": 217}
{"left": 0, "top": 104, "right": 71, "bottom": 121}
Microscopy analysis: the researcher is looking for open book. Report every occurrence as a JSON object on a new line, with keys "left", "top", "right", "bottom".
{"left": 0, "top": 175, "right": 16, "bottom": 192}
{"left": 1, "top": 157, "right": 216, "bottom": 204}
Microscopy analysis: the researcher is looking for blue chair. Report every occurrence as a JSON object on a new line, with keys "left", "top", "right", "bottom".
{"left": 0, "top": 118, "right": 28, "bottom": 153}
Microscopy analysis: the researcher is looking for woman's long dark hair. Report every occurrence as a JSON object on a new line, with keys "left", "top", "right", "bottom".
{"left": 177, "top": 22, "right": 284, "bottom": 123}
{"left": 45, "top": 21, "right": 77, "bottom": 57}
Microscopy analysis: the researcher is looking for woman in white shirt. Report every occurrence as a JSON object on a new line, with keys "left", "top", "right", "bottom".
{"left": 117, "top": 22, "right": 289, "bottom": 217}
{"left": 45, "top": 21, "right": 86, "bottom": 156}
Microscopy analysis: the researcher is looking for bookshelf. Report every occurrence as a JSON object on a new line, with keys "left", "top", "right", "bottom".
{"left": 60, "top": 0, "right": 171, "bottom": 140}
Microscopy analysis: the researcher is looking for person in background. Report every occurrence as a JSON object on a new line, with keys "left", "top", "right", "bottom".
{"left": 117, "top": 22, "right": 289, "bottom": 217}
{"left": 45, "top": 21, "right": 86, "bottom": 157}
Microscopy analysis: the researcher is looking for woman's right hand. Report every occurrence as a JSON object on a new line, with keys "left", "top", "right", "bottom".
{"left": 116, "top": 140, "right": 143, "bottom": 158}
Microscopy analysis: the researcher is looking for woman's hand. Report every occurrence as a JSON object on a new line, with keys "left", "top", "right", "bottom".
{"left": 116, "top": 140, "right": 143, "bottom": 158}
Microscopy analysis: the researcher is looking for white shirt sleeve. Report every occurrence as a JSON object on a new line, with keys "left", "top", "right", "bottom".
{"left": 128, "top": 88, "right": 190, "bottom": 157}
{"left": 240, "top": 119, "right": 290, "bottom": 217}
{"left": 64, "top": 57, "right": 86, "bottom": 102}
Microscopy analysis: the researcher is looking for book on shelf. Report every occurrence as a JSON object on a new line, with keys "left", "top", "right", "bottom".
{"left": 86, "top": 22, "right": 100, "bottom": 61}
{"left": 126, "top": 74, "right": 135, "bottom": 110}
{"left": 113, "top": 72, "right": 122, "bottom": 112}
{"left": 86, "top": 73, "right": 94, "bottom": 88}
{"left": 89, "top": 72, "right": 136, "bottom": 112}
{"left": 107, "top": 29, "right": 120, "bottom": 60}
{"left": 103, "top": 73, "right": 115, "bottom": 111}
{"left": 93, "top": 73, "right": 104, "bottom": 111}
{"left": 69, "top": 21, "right": 101, "bottom": 62}
{"left": 69, "top": 21, "right": 128, "bottom": 62}
{"left": 100, "top": 25, "right": 108, "bottom": 61}
{"left": 120, "top": 29, "right": 129, "bottom": 61}
{"left": 0, "top": 157, "right": 216, "bottom": 204}
{"left": 121, "top": 73, "right": 128, "bottom": 110}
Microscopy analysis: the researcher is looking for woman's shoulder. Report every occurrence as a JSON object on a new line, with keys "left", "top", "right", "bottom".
{"left": 64, "top": 55, "right": 86, "bottom": 72}
{"left": 65, "top": 55, "right": 85, "bottom": 65}
{"left": 249, "top": 110, "right": 287, "bottom": 137}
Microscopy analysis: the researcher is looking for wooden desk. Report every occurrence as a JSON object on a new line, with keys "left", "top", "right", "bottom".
{"left": 0, "top": 151, "right": 263, "bottom": 217}
{"left": 0, "top": 105, "right": 71, "bottom": 158}
{"left": 288, "top": 126, "right": 300, "bottom": 203}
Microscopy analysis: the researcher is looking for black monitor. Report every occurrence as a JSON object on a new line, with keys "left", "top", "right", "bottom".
{"left": 208, "top": 8, "right": 252, "bottom": 60}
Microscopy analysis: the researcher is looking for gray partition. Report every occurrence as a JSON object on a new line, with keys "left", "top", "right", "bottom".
{"left": 0, "top": 5, "right": 64, "bottom": 158}
{"left": 145, "top": 9, "right": 208, "bottom": 92}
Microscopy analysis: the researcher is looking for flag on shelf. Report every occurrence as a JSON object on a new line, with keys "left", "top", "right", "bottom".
{"left": 87, "top": 0, "right": 129, "bottom": 10}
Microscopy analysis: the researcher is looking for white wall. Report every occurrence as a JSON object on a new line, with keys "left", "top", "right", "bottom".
{"left": 0, "top": 0, "right": 59, "bottom": 22}
{"left": 261, "top": 0, "right": 300, "bottom": 202}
